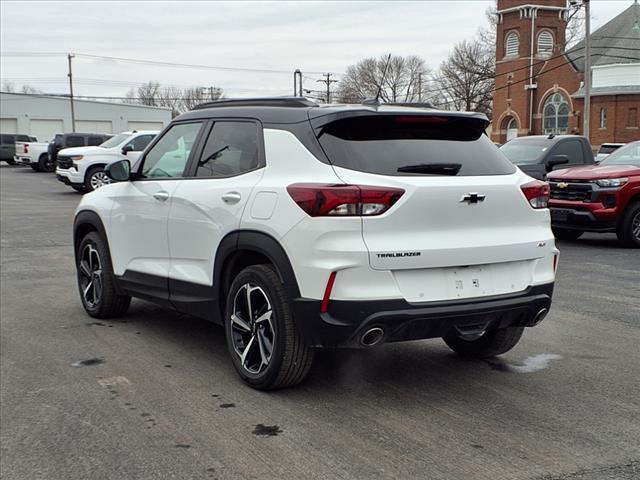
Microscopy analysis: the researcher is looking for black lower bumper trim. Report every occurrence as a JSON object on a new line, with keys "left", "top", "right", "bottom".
{"left": 550, "top": 207, "right": 616, "bottom": 232}
{"left": 292, "top": 283, "right": 554, "bottom": 347}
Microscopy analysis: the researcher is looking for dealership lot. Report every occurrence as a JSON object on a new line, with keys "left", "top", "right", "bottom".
{"left": 1, "top": 165, "right": 639, "bottom": 480}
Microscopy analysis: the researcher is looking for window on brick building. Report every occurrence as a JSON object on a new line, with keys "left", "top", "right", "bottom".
{"left": 537, "top": 31, "right": 554, "bottom": 56}
{"left": 628, "top": 108, "right": 638, "bottom": 128}
{"left": 506, "top": 32, "right": 519, "bottom": 57}
{"left": 543, "top": 93, "right": 570, "bottom": 135}
{"left": 600, "top": 108, "right": 607, "bottom": 129}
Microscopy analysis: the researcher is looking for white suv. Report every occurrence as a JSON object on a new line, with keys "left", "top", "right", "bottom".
{"left": 72, "top": 98, "right": 558, "bottom": 390}
{"left": 56, "top": 130, "right": 157, "bottom": 192}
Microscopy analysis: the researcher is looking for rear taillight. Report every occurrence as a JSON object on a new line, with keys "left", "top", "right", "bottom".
{"left": 553, "top": 254, "right": 559, "bottom": 272}
{"left": 286, "top": 183, "right": 404, "bottom": 217}
{"left": 24, "top": 144, "right": 29, "bottom": 153}
{"left": 520, "top": 180, "right": 550, "bottom": 209}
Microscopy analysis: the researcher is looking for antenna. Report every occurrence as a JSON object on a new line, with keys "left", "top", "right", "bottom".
{"left": 374, "top": 54, "right": 393, "bottom": 103}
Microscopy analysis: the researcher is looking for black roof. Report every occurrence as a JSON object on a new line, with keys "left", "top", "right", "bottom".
{"left": 176, "top": 97, "right": 489, "bottom": 127}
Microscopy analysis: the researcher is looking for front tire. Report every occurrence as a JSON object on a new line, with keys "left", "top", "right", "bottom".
{"left": 552, "top": 228, "right": 583, "bottom": 241}
{"left": 77, "top": 232, "right": 131, "bottom": 318}
{"left": 616, "top": 202, "right": 640, "bottom": 248}
{"left": 30, "top": 164, "right": 41, "bottom": 171}
{"left": 224, "top": 265, "right": 314, "bottom": 390}
{"left": 84, "top": 166, "right": 111, "bottom": 192}
{"left": 443, "top": 327, "right": 524, "bottom": 358}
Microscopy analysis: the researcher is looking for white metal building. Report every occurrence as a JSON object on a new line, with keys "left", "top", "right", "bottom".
{"left": 0, "top": 92, "right": 172, "bottom": 142}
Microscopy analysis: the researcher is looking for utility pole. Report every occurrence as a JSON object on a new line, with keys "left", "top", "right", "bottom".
{"left": 583, "top": 0, "right": 591, "bottom": 140}
{"left": 67, "top": 53, "right": 76, "bottom": 133}
{"left": 317, "top": 73, "right": 338, "bottom": 103}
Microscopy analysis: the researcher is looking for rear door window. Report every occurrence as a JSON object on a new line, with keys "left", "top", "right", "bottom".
{"left": 195, "top": 121, "right": 261, "bottom": 178}
{"left": 317, "top": 115, "right": 515, "bottom": 176}
{"left": 65, "top": 136, "right": 85, "bottom": 147}
{"left": 2, "top": 135, "right": 15, "bottom": 144}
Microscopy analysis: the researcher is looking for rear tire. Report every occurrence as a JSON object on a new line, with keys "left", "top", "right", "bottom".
{"left": 38, "top": 154, "right": 54, "bottom": 172}
{"left": 30, "top": 164, "right": 41, "bottom": 171}
{"left": 552, "top": 228, "right": 583, "bottom": 241}
{"left": 224, "top": 264, "right": 314, "bottom": 390}
{"left": 443, "top": 327, "right": 524, "bottom": 358}
{"left": 5, "top": 159, "right": 16, "bottom": 165}
{"left": 77, "top": 232, "right": 131, "bottom": 319}
{"left": 616, "top": 202, "right": 640, "bottom": 248}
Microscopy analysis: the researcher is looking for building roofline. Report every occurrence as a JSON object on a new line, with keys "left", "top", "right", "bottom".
{"left": 0, "top": 91, "right": 172, "bottom": 111}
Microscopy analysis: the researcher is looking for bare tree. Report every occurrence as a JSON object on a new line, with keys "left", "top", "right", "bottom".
{"left": 434, "top": 39, "right": 495, "bottom": 116}
{"left": 20, "top": 84, "right": 43, "bottom": 94}
{"left": 180, "top": 86, "right": 223, "bottom": 111}
{"left": 2, "top": 81, "right": 16, "bottom": 92}
{"left": 336, "top": 54, "right": 432, "bottom": 104}
{"left": 136, "top": 81, "right": 161, "bottom": 107}
{"left": 157, "top": 85, "right": 183, "bottom": 118}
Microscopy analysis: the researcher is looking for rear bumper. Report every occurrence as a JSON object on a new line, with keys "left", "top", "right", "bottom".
{"left": 292, "top": 283, "right": 554, "bottom": 347}
{"left": 16, "top": 156, "right": 34, "bottom": 165}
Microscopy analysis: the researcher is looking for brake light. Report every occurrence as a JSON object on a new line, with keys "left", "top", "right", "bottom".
{"left": 287, "top": 183, "right": 404, "bottom": 217}
{"left": 520, "top": 180, "right": 550, "bottom": 209}
{"left": 24, "top": 144, "right": 29, "bottom": 154}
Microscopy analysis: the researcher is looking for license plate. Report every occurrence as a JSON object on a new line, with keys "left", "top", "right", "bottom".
{"left": 551, "top": 209, "right": 569, "bottom": 222}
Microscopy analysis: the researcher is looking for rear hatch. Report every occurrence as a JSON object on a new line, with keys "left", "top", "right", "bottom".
{"left": 314, "top": 112, "right": 553, "bottom": 301}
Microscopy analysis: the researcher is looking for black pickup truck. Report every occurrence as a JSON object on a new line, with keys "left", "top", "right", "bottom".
{"left": 499, "top": 135, "right": 595, "bottom": 180}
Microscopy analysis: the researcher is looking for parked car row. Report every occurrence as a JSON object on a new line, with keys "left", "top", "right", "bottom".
{"left": 1, "top": 130, "right": 157, "bottom": 192}
{"left": 499, "top": 135, "right": 639, "bottom": 248}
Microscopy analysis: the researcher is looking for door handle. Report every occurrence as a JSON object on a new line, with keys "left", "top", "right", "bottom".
{"left": 153, "top": 191, "right": 170, "bottom": 202}
{"left": 221, "top": 191, "right": 241, "bottom": 204}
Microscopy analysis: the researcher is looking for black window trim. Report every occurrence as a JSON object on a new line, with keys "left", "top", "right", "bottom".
{"left": 133, "top": 120, "right": 207, "bottom": 182}
{"left": 184, "top": 117, "right": 266, "bottom": 180}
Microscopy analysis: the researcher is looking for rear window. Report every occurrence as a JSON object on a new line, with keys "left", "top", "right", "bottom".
{"left": 15, "top": 135, "right": 30, "bottom": 142}
{"left": 317, "top": 115, "right": 515, "bottom": 176}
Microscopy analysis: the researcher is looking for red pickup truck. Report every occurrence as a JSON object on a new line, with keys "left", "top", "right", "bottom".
{"left": 547, "top": 141, "right": 640, "bottom": 248}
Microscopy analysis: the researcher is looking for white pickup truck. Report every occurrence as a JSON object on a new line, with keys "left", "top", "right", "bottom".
{"left": 55, "top": 130, "right": 157, "bottom": 192}
{"left": 15, "top": 141, "right": 53, "bottom": 171}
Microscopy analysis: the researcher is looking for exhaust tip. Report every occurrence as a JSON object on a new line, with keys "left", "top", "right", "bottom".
{"left": 531, "top": 308, "right": 549, "bottom": 326}
{"left": 360, "top": 327, "right": 384, "bottom": 347}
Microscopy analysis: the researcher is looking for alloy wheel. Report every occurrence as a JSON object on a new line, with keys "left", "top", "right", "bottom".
{"left": 633, "top": 211, "right": 640, "bottom": 241}
{"left": 230, "top": 283, "right": 275, "bottom": 375}
{"left": 90, "top": 171, "right": 111, "bottom": 190}
{"left": 78, "top": 244, "right": 103, "bottom": 308}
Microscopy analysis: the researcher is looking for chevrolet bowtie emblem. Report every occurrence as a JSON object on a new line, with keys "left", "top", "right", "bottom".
{"left": 558, "top": 182, "right": 568, "bottom": 189}
{"left": 460, "top": 193, "right": 486, "bottom": 204}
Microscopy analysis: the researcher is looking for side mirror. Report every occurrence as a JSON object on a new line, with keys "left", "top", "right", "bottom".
{"left": 546, "top": 155, "right": 569, "bottom": 171}
{"left": 104, "top": 159, "right": 131, "bottom": 182}
{"left": 121, "top": 144, "right": 134, "bottom": 155}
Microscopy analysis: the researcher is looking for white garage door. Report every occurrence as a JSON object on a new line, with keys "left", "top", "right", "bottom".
{"left": 1, "top": 118, "right": 18, "bottom": 134}
{"left": 76, "top": 120, "right": 113, "bottom": 134}
{"left": 128, "top": 121, "right": 164, "bottom": 131}
{"left": 30, "top": 119, "right": 64, "bottom": 143}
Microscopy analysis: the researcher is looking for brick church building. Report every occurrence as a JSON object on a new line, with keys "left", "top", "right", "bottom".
{"left": 491, "top": 0, "right": 640, "bottom": 149}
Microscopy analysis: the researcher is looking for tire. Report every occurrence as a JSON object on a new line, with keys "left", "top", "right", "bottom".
{"left": 30, "top": 164, "right": 41, "bottom": 171}
{"left": 224, "top": 264, "right": 314, "bottom": 390}
{"left": 5, "top": 159, "right": 16, "bottom": 165}
{"left": 552, "top": 228, "right": 583, "bottom": 241}
{"left": 71, "top": 185, "right": 86, "bottom": 193}
{"left": 616, "top": 201, "right": 640, "bottom": 248}
{"left": 443, "top": 327, "right": 525, "bottom": 358}
{"left": 84, "top": 166, "right": 111, "bottom": 192}
{"left": 38, "top": 154, "right": 54, "bottom": 172}
{"left": 76, "top": 231, "right": 131, "bottom": 319}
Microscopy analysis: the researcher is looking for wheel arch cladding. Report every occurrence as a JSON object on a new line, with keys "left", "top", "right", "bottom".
{"left": 215, "top": 230, "right": 301, "bottom": 314}
{"left": 73, "top": 210, "right": 108, "bottom": 263}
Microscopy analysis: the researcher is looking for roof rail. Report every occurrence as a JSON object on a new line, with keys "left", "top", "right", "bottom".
{"left": 361, "top": 100, "right": 435, "bottom": 109}
{"left": 193, "top": 97, "right": 318, "bottom": 110}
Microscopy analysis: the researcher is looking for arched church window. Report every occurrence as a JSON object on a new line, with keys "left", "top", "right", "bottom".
{"left": 506, "top": 32, "right": 519, "bottom": 57}
{"left": 537, "top": 31, "right": 554, "bottom": 56}
{"left": 543, "top": 93, "right": 570, "bottom": 134}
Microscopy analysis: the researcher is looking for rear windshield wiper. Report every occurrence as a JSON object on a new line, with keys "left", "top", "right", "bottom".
{"left": 396, "top": 163, "right": 462, "bottom": 175}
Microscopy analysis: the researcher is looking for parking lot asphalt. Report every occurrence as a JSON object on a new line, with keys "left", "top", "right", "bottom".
{"left": 1, "top": 164, "right": 639, "bottom": 480}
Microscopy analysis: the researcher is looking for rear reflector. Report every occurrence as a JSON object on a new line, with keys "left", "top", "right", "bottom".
{"left": 24, "top": 144, "right": 29, "bottom": 154}
{"left": 553, "top": 254, "right": 559, "bottom": 272}
{"left": 520, "top": 180, "right": 550, "bottom": 209}
{"left": 320, "top": 271, "right": 337, "bottom": 313}
{"left": 287, "top": 183, "right": 404, "bottom": 217}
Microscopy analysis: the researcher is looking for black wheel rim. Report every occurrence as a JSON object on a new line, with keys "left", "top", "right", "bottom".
{"left": 78, "top": 243, "right": 103, "bottom": 308}
{"left": 230, "top": 283, "right": 275, "bottom": 375}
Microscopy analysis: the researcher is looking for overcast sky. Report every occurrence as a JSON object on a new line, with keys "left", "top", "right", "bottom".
{"left": 0, "top": 0, "right": 633, "bottom": 99}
